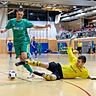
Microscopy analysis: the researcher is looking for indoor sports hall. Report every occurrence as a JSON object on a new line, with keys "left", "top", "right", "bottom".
{"left": 0, "top": 0, "right": 96, "bottom": 96}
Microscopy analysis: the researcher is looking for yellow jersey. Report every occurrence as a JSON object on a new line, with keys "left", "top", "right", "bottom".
{"left": 77, "top": 42, "right": 82, "bottom": 47}
{"left": 61, "top": 47, "right": 89, "bottom": 79}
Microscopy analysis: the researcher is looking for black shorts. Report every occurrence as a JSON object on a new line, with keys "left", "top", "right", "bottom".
{"left": 93, "top": 48, "right": 95, "bottom": 53}
{"left": 77, "top": 47, "right": 82, "bottom": 51}
{"left": 47, "top": 62, "right": 63, "bottom": 80}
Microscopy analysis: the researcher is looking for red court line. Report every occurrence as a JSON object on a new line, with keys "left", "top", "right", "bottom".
{"left": 64, "top": 81, "right": 91, "bottom": 96}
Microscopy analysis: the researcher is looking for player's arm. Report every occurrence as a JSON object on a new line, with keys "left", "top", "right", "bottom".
{"left": 0, "top": 19, "right": 12, "bottom": 33}
{"left": 80, "top": 69, "right": 90, "bottom": 79}
{"left": 69, "top": 34, "right": 77, "bottom": 47}
{"left": 67, "top": 47, "right": 77, "bottom": 63}
{"left": 32, "top": 25, "right": 51, "bottom": 29}
{"left": 25, "top": 19, "right": 51, "bottom": 29}
{"left": 67, "top": 35, "right": 77, "bottom": 63}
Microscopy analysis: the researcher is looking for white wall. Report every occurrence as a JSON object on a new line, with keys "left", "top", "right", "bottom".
{"left": 28, "top": 21, "right": 57, "bottom": 39}
{"left": 0, "top": 9, "right": 57, "bottom": 39}
{"left": 0, "top": 8, "right": 9, "bottom": 38}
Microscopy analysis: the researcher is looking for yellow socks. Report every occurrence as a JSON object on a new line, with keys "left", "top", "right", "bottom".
{"left": 26, "top": 59, "right": 41, "bottom": 67}
{"left": 42, "top": 74, "right": 57, "bottom": 81}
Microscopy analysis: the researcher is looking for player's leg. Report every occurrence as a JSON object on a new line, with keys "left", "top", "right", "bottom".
{"left": 33, "top": 62, "right": 63, "bottom": 81}
{"left": 19, "top": 54, "right": 33, "bottom": 73}
{"left": 33, "top": 71, "right": 57, "bottom": 81}
{"left": 8, "top": 46, "right": 18, "bottom": 79}
{"left": 46, "top": 62, "right": 63, "bottom": 80}
{"left": 8, "top": 51, "right": 12, "bottom": 58}
{"left": 8, "top": 46, "right": 12, "bottom": 58}
{"left": 15, "top": 59, "right": 57, "bottom": 80}
{"left": 24, "top": 59, "right": 54, "bottom": 79}
{"left": 15, "top": 43, "right": 34, "bottom": 78}
{"left": 16, "top": 59, "right": 49, "bottom": 69}
{"left": 20, "top": 43, "right": 34, "bottom": 78}
{"left": 43, "top": 74, "right": 57, "bottom": 81}
{"left": 93, "top": 47, "right": 95, "bottom": 53}
{"left": 34, "top": 50, "right": 37, "bottom": 58}
{"left": 15, "top": 60, "right": 63, "bottom": 81}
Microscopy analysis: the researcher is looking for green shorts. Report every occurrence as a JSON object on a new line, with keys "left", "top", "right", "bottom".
{"left": 14, "top": 42, "right": 30, "bottom": 58}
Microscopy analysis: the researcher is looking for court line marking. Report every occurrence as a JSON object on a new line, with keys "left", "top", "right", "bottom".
{"left": 0, "top": 71, "right": 32, "bottom": 82}
{"left": 64, "top": 81, "right": 91, "bottom": 96}
{"left": 16, "top": 77, "right": 31, "bottom": 82}
{"left": 0, "top": 82, "right": 29, "bottom": 86}
{"left": 0, "top": 71, "right": 44, "bottom": 86}
{"left": 0, "top": 70, "right": 92, "bottom": 96}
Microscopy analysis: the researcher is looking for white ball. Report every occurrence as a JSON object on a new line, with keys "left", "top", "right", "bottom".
{"left": 8, "top": 70, "right": 17, "bottom": 80}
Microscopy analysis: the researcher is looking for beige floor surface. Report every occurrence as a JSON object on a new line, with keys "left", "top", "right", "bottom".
{"left": 0, "top": 54, "right": 96, "bottom": 96}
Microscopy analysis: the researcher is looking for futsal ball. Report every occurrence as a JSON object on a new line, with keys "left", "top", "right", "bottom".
{"left": 8, "top": 70, "right": 17, "bottom": 80}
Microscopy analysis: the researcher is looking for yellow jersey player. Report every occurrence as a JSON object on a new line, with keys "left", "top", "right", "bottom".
{"left": 15, "top": 35, "right": 90, "bottom": 81}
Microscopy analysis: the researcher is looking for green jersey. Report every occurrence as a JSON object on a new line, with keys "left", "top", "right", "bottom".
{"left": 6, "top": 18, "right": 33, "bottom": 45}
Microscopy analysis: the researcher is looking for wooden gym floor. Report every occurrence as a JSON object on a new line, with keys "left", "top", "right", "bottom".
{"left": 0, "top": 53, "right": 96, "bottom": 96}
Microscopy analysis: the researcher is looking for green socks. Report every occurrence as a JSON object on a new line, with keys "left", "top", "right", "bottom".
{"left": 23, "top": 63, "right": 33, "bottom": 73}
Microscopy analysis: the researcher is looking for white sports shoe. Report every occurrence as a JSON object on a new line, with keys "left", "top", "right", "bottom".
{"left": 27, "top": 73, "right": 35, "bottom": 79}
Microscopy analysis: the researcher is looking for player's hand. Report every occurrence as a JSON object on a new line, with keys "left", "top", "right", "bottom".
{"left": 45, "top": 24, "right": 51, "bottom": 28}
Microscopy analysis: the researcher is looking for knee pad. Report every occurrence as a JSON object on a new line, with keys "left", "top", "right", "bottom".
{"left": 43, "top": 74, "right": 57, "bottom": 81}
